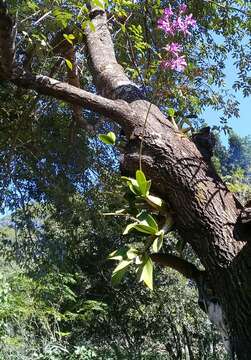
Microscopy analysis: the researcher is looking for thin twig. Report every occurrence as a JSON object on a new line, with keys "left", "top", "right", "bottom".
{"left": 34, "top": 10, "right": 52, "bottom": 26}
{"left": 21, "top": 10, "right": 41, "bottom": 24}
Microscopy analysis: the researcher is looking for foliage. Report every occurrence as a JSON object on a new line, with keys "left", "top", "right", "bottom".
{"left": 0, "top": 160, "right": 235, "bottom": 359}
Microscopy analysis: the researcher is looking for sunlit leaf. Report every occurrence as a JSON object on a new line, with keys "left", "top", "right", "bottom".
{"left": 121, "top": 176, "right": 140, "bottom": 195}
{"left": 123, "top": 222, "right": 138, "bottom": 235}
{"left": 137, "top": 256, "right": 153, "bottom": 290}
{"left": 137, "top": 212, "right": 158, "bottom": 231}
{"left": 111, "top": 260, "right": 132, "bottom": 286}
{"left": 134, "top": 223, "right": 157, "bottom": 235}
{"left": 146, "top": 195, "right": 164, "bottom": 209}
{"left": 152, "top": 232, "right": 164, "bottom": 253}
{"left": 168, "top": 108, "right": 175, "bottom": 117}
{"left": 65, "top": 59, "right": 73, "bottom": 70}
{"left": 98, "top": 132, "right": 116, "bottom": 145}
{"left": 136, "top": 170, "right": 149, "bottom": 197}
{"left": 63, "top": 33, "right": 75, "bottom": 45}
{"left": 108, "top": 247, "right": 128, "bottom": 261}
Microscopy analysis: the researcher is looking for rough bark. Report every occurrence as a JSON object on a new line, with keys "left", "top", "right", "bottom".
{"left": 12, "top": 72, "right": 138, "bottom": 132}
{"left": 0, "top": 1, "right": 16, "bottom": 78}
{"left": 1, "top": 3, "right": 251, "bottom": 358}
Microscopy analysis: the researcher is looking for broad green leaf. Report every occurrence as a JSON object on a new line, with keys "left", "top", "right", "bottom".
{"left": 122, "top": 212, "right": 159, "bottom": 235}
{"left": 65, "top": 59, "right": 73, "bottom": 70}
{"left": 113, "top": 259, "right": 132, "bottom": 273}
{"left": 127, "top": 182, "right": 140, "bottom": 195}
{"left": 134, "top": 223, "right": 157, "bottom": 235}
{"left": 152, "top": 232, "right": 164, "bottom": 253}
{"left": 108, "top": 247, "right": 138, "bottom": 261}
{"left": 126, "top": 248, "right": 138, "bottom": 260}
{"left": 146, "top": 194, "right": 164, "bottom": 209}
{"left": 121, "top": 176, "right": 137, "bottom": 185}
{"left": 123, "top": 217, "right": 158, "bottom": 235}
{"left": 136, "top": 170, "right": 149, "bottom": 197}
{"left": 123, "top": 222, "right": 138, "bottom": 235}
{"left": 137, "top": 212, "right": 158, "bottom": 231}
{"left": 108, "top": 247, "right": 128, "bottom": 261}
{"left": 98, "top": 132, "right": 116, "bottom": 145}
{"left": 111, "top": 260, "right": 132, "bottom": 286}
{"left": 121, "top": 176, "right": 140, "bottom": 195}
{"left": 137, "top": 256, "right": 153, "bottom": 290}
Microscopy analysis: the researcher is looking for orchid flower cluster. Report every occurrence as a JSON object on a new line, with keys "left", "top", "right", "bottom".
{"left": 157, "top": 4, "right": 196, "bottom": 72}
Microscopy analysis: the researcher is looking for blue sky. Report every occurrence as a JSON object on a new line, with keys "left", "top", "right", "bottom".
{"left": 201, "top": 58, "right": 250, "bottom": 144}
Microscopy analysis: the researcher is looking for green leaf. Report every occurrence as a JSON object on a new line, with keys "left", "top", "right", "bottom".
{"left": 63, "top": 33, "right": 75, "bottom": 45}
{"left": 65, "top": 59, "right": 73, "bottom": 70}
{"left": 168, "top": 108, "right": 175, "bottom": 117}
{"left": 108, "top": 247, "right": 128, "bottom": 261}
{"left": 137, "top": 212, "right": 158, "bottom": 231}
{"left": 152, "top": 232, "right": 164, "bottom": 253}
{"left": 108, "top": 247, "right": 138, "bottom": 261}
{"left": 123, "top": 212, "right": 159, "bottom": 235}
{"left": 137, "top": 256, "right": 153, "bottom": 290}
{"left": 113, "top": 259, "right": 132, "bottom": 273}
{"left": 127, "top": 182, "right": 140, "bottom": 195}
{"left": 136, "top": 170, "right": 150, "bottom": 197}
{"left": 126, "top": 248, "right": 138, "bottom": 260}
{"left": 91, "top": 0, "right": 105, "bottom": 9}
{"left": 111, "top": 260, "right": 132, "bottom": 286}
{"left": 146, "top": 194, "right": 164, "bottom": 209}
{"left": 134, "top": 224, "right": 157, "bottom": 234}
{"left": 121, "top": 176, "right": 140, "bottom": 195}
{"left": 98, "top": 132, "right": 116, "bottom": 145}
{"left": 123, "top": 222, "right": 138, "bottom": 235}
{"left": 89, "top": 21, "right": 96, "bottom": 32}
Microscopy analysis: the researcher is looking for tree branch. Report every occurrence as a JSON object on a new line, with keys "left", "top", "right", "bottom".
{"left": 150, "top": 253, "right": 203, "bottom": 281}
{"left": 86, "top": 5, "right": 144, "bottom": 102}
{"left": 51, "top": 30, "right": 92, "bottom": 130}
{"left": 12, "top": 72, "right": 138, "bottom": 132}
